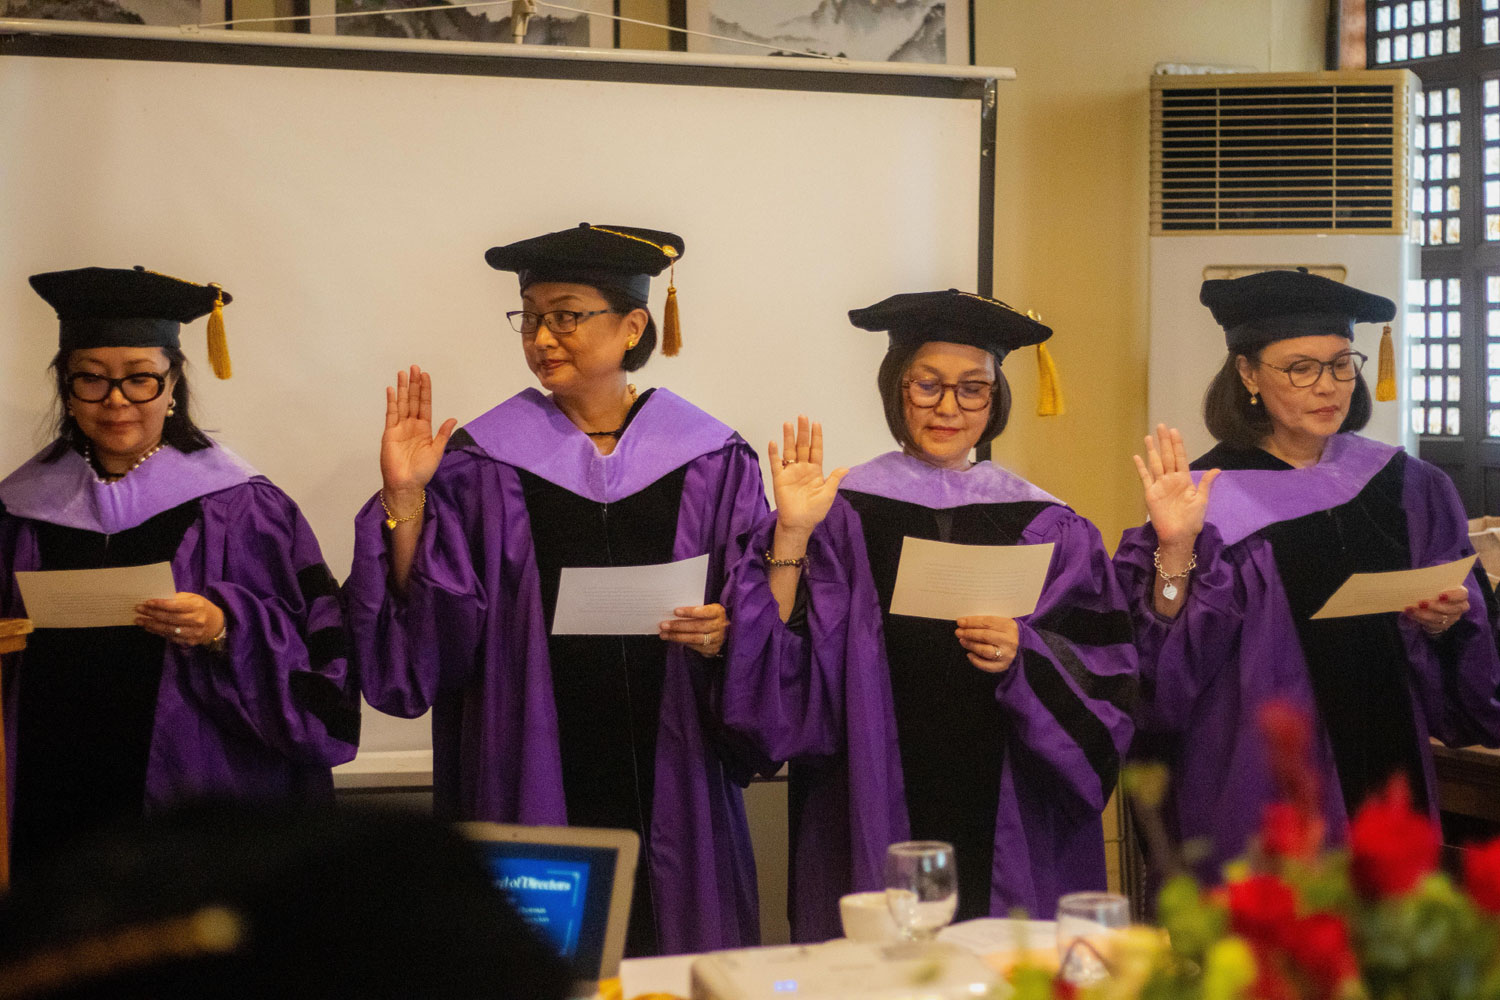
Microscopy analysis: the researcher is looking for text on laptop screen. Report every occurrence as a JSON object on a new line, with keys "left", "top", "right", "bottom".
{"left": 478, "top": 842, "right": 619, "bottom": 975}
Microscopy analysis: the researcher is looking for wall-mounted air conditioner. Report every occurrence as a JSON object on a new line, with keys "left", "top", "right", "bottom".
{"left": 1148, "top": 69, "right": 1421, "bottom": 457}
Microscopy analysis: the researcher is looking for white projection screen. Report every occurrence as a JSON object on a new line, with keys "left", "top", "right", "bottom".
{"left": 0, "top": 23, "right": 1001, "bottom": 752}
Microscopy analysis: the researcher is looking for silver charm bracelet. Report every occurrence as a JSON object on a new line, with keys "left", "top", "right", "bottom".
{"left": 1153, "top": 548, "right": 1197, "bottom": 601}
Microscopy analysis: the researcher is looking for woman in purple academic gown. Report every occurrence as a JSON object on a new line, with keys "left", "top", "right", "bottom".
{"left": 0, "top": 267, "right": 359, "bottom": 880}
{"left": 722, "top": 290, "right": 1138, "bottom": 941}
{"left": 346, "top": 224, "right": 768, "bottom": 957}
{"left": 1115, "top": 269, "right": 1500, "bottom": 877}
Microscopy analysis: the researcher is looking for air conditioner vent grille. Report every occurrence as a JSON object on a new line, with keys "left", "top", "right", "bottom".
{"left": 1151, "top": 73, "right": 1411, "bottom": 235}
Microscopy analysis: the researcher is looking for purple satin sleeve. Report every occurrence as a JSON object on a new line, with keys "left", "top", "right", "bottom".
{"left": 177, "top": 482, "right": 358, "bottom": 770}
{"left": 724, "top": 497, "right": 908, "bottom": 943}
{"left": 1399, "top": 457, "right": 1500, "bottom": 749}
{"left": 721, "top": 512, "right": 852, "bottom": 764}
{"left": 1006, "top": 507, "right": 1137, "bottom": 808}
{"left": 1112, "top": 522, "right": 1257, "bottom": 737}
{"left": 347, "top": 449, "right": 497, "bottom": 718}
{"left": 985, "top": 507, "right": 1137, "bottom": 917}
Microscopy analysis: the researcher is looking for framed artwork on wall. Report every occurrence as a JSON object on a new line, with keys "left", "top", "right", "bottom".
{"left": 684, "top": 0, "right": 971, "bottom": 66}
{"left": 321, "top": 0, "right": 613, "bottom": 43}
{"left": 0, "top": 0, "right": 213, "bottom": 28}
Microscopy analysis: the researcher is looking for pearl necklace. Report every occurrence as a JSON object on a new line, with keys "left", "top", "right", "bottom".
{"left": 84, "top": 441, "right": 165, "bottom": 484}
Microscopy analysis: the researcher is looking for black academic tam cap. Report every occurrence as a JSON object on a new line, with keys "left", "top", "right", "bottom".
{"left": 1199, "top": 269, "right": 1396, "bottom": 351}
{"left": 484, "top": 223, "right": 684, "bottom": 303}
{"left": 848, "top": 288, "right": 1052, "bottom": 360}
{"left": 30, "top": 265, "right": 235, "bottom": 378}
{"left": 30, "top": 266, "right": 230, "bottom": 351}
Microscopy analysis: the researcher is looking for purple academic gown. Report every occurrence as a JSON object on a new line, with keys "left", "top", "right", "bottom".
{"left": 724, "top": 452, "right": 1138, "bottom": 941}
{"left": 1114, "top": 433, "right": 1500, "bottom": 875}
{"left": 346, "top": 387, "right": 768, "bottom": 956}
{"left": 0, "top": 443, "right": 358, "bottom": 864}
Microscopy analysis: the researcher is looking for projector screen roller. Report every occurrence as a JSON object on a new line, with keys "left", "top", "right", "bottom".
{"left": 0, "top": 25, "right": 997, "bottom": 751}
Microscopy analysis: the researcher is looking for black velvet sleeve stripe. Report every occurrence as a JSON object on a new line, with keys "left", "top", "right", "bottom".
{"left": 305, "top": 626, "right": 348, "bottom": 669}
{"left": 1032, "top": 606, "right": 1133, "bottom": 649}
{"left": 1034, "top": 629, "right": 1138, "bottom": 715}
{"left": 1023, "top": 646, "right": 1122, "bottom": 797}
{"left": 288, "top": 672, "right": 361, "bottom": 746}
{"left": 296, "top": 563, "right": 339, "bottom": 604}
{"left": 445, "top": 427, "right": 477, "bottom": 452}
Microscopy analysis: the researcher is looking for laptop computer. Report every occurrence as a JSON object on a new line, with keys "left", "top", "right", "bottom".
{"left": 462, "top": 822, "right": 639, "bottom": 997}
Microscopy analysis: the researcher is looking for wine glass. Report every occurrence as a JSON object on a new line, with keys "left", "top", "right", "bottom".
{"left": 884, "top": 840, "right": 958, "bottom": 941}
{"left": 1056, "top": 891, "right": 1129, "bottom": 984}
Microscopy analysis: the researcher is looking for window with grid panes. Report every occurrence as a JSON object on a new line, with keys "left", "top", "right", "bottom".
{"left": 1370, "top": 0, "right": 1500, "bottom": 512}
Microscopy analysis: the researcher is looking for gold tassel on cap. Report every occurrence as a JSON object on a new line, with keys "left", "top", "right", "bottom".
{"left": 1375, "top": 323, "right": 1396, "bottom": 402}
{"left": 661, "top": 264, "right": 682, "bottom": 357}
{"left": 206, "top": 285, "right": 232, "bottom": 380}
{"left": 1027, "top": 310, "right": 1065, "bottom": 417}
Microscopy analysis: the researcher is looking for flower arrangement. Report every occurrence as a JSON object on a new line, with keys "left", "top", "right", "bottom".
{"left": 1012, "top": 703, "right": 1500, "bottom": 1000}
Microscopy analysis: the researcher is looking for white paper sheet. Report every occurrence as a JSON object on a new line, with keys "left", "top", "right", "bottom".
{"left": 14, "top": 562, "right": 177, "bottom": 628}
{"left": 939, "top": 917, "right": 1058, "bottom": 955}
{"left": 1310, "top": 555, "right": 1478, "bottom": 620}
{"left": 551, "top": 554, "right": 711, "bottom": 635}
{"left": 888, "top": 537, "right": 1055, "bottom": 621}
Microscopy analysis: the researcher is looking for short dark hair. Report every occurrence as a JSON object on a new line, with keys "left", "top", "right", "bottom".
{"left": 41, "top": 346, "right": 213, "bottom": 463}
{"left": 594, "top": 285, "right": 656, "bottom": 373}
{"left": 1202, "top": 348, "right": 1371, "bottom": 448}
{"left": 876, "top": 341, "right": 1012, "bottom": 452}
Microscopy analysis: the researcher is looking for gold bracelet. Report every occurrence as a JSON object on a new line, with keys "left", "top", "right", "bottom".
{"left": 763, "top": 548, "right": 806, "bottom": 568}
{"left": 380, "top": 489, "right": 426, "bottom": 530}
{"left": 206, "top": 623, "right": 228, "bottom": 656}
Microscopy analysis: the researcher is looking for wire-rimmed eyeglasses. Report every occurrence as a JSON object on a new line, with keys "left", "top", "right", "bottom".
{"left": 1259, "top": 351, "right": 1367, "bottom": 388}
{"left": 65, "top": 371, "right": 169, "bottom": 404}
{"left": 902, "top": 378, "right": 995, "bottom": 412}
{"left": 506, "top": 309, "right": 618, "bottom": 336}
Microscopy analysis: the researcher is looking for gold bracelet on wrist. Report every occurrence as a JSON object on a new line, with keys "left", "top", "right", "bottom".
{"left": 206, "top": 623, "right": 228, "bottom": 656}
{"left": 763, "top": 548, "right": 806, "bottom": 569}
{"left": 380, "top": 489, "right": 426, "bottom": 530}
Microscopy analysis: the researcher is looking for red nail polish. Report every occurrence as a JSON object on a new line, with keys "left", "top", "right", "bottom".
{"left": 1420, "top": 601, "right": 1430, "bottom": 609}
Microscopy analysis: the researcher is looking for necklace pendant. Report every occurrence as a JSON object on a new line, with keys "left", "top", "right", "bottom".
{"left": 385, "top": 517, "right": 398, "bottom": 530}
{"left": 1162, "top": 581, "right": 1179, "bottom": 601}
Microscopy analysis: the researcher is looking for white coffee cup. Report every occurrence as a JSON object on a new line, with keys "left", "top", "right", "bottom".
{"left": 839, "top": 890, "right": 900, "bottom": 942}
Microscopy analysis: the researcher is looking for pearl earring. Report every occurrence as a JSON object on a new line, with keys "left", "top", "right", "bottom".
{"left": 1250, "top": 393, "right": 1260, "bottom": 406}
{"left": 167, "top": 400, "right": 176, "bottom": 418}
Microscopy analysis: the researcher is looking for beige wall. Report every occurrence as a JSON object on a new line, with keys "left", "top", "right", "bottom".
{"left": 977, "top": 0, "right": 1327, "bottom": 547}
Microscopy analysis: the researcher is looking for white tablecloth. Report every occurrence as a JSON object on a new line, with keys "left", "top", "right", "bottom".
{"left": 616, "top": 918, "right": 1057, "bottom": 998}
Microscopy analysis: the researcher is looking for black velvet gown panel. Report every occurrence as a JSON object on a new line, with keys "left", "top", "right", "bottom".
{"left": 11, "top": 500, "right": 199, "bottom": 879}
{"left": 1192, "top": 443, "right": 1427, "bottom": 813}
{"left": 518, "top": 453, "right": 687, "bottom": 959}
{"left": 842, "top": 490, "right": 1051, "bottom": 923}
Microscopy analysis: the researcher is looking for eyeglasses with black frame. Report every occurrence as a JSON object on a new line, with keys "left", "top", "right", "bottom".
{"left": 506, "top": 309, "right": 618, "bottom": 336}
{"left": 1259, "top": 351, "right": 1367, "bottom": 388}
{"left": 65, "top": 371, "right": 169, "bottom": 404}
{"left": 902, "top": 377, "right": 996, "bottom": 411}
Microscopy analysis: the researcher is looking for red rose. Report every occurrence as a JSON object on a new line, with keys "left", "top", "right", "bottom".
{"left": 1283, "top": 913, "right": 1359, "bottom": 998}
{"left": 1348, "top": 776, "right": 1439, "bottom": 899}
{"left": 1262, "top": 802, "right": 1323, "bottom": 860}
{"left": 1227, "top": 874, "right": 1297, "bottom": 947}
{"left": 1464, "top": 837, "right": 1500, "bottom": 914}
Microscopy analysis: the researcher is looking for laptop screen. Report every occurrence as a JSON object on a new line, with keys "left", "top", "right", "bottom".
{"left": 479, "top": 841, "right": 617, "bottom": 970}
{"left": 462, "top": 823, "right": 638, "bottom": 987}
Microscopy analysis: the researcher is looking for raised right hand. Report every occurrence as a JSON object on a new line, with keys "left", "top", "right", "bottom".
{"left": 1132, "top": 424, "right": 1219, "bottom": 548}
{"left": 380, "top": 365, "right": 457, "bottom": 497}
{"left": 767, "top": 415, "right": 848, "bottom": 538}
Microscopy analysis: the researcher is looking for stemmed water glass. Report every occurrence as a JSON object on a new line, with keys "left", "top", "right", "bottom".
{"left": 884, "top": 840, "right": 958, "bottom": 941}
{"left": 1056, "top": 891, "right": 1129, "bottom": 984}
